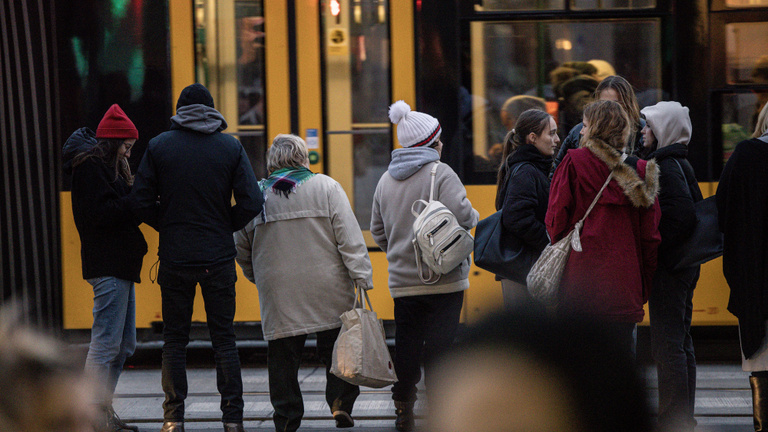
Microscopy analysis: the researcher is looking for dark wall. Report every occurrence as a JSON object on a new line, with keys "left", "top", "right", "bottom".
{"left": 0, "top": 0, "right": 172, "bottom": 331}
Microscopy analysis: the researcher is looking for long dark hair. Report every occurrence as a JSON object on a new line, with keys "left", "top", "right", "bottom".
{"left": 495, "top": 109, "right": 551, "bottom": 210}
{"left": 72, "top": 138, "right": 133, "bottom": 185}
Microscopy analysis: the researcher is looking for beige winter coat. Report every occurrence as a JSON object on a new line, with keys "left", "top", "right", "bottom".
{"left": 234, "top": 174, "right": 373, "bottom": 341}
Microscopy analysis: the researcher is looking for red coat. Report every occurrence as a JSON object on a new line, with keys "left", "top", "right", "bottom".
{"left": 547, "top": 138, "right": 661, "bottom": 322}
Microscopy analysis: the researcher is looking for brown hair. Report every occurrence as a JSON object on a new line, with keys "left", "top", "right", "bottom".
{"left": 495, "top": 109, "right": 552, "bottom": 210}
{"left": 595, "top": 75, "right": 640, "bottom": 126}
{"left": 582, "top": 100, "right": 630, "bottom": 151}
{"left": 72, "top": 138, "right": 133, "bottom": 185}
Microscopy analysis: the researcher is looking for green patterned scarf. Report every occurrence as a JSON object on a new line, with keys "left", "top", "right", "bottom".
{"left": 259, "top": 167, "right": 316, "bottom": 198}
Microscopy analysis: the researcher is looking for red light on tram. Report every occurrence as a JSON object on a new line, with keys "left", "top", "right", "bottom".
{"left": 330, "top": 0, "right": 341, "bottom": 16}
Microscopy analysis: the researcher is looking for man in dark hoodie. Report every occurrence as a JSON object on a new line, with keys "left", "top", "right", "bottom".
{"left": 131, "top": 83, "right": 264, "bottom": 432}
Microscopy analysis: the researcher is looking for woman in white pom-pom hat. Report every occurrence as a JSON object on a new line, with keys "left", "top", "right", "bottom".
{"left": 371, "top": 100, "right": 479, "bottom": 431}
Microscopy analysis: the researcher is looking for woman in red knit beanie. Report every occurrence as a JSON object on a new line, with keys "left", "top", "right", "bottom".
{"left": 69, "top": 104, "right": 147, "bottom": 432}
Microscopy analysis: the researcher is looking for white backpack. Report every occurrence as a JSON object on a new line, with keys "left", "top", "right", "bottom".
{"left": 411, "top": 162, "right": 474, "bottom": 284}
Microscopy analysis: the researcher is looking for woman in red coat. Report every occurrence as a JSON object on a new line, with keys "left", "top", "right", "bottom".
{"left": 546, "top": 100, "right": 661, "bottom": 355}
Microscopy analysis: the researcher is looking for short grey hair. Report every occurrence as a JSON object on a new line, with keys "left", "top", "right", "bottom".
{"left": 267, "top": 134, "right": 309, "bottom": 173}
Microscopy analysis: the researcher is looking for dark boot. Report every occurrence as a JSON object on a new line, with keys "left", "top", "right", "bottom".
{"left": 106, "top": 405, "right": 140, "bottom": 432}
{"left": 159, "top": 421, "right": 184, "bottom": 432}
{"left": 222, "top": 422, "right": 245, "bottom": 432}
{"left": 751, "top": 376, "right": 768, "bottom": 431}
{"left": 394, "top": 401, "right": 415, "bottom": 432}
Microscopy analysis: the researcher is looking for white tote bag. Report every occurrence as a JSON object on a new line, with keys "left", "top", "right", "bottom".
{"left": 527, "top": 157, "right": 622, "bottom": 308}
{"left": 330, "top": 286, "right": 398, "bottom": 388}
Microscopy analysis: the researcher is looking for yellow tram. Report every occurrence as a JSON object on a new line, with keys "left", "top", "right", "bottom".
{"left": 60, "top": 0, "right": 768, "bottom": 330}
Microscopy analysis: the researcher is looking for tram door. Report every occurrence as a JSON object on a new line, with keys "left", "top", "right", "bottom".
{"left": 189, "top": 0, "right": 418, "bottom": 322}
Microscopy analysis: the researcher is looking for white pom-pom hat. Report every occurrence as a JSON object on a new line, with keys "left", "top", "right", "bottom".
{"left": 388, "top": 100, "right": 442, "bottom": 148}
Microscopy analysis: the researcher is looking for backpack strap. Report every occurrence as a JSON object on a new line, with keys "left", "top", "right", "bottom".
{"left": 429, "top": 161, "right": 439, "bottom": 202}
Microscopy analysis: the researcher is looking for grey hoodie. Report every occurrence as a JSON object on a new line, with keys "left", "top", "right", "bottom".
{"left": 371, "top": 150, "right": 479, "bottom": 298}
{"left": 171, "top": 104, "right": 229, "bottom": 134}
{"left": 641, "top": 101, "right": 692, "bottom": 149}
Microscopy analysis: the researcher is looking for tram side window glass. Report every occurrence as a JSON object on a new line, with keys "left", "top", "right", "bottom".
{"left": 720, "top": 91, "right": 768, "bottom": 163}
{"left": 571, "top": 0, "right": 655, "bottom": 9}
{"left": 469, "top": 20, "right": 661, "bottom": 172}
{"left": 323, "top": 0, "right": 391, "bottom": 231}
{"left": 725, "top": 0, "right": 768, "bottom": 7}
{"left": 726, "top": 22, "right": 768, "bottom": 85}
{"left": 194, "top": 0, "right": 267, "bottom": 179}
{"left": 478, "top": 0, "right": 565, "bottom": 11}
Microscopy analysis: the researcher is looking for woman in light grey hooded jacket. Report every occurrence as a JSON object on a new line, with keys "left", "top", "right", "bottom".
{"left": 371, "top": 101, "right": 479, "bottom": 432}
{"left": 235, "top": 134, "right": 373, "bottom": 431}
{"left": 641, "top": 101, "right": 703, "bottom": 432}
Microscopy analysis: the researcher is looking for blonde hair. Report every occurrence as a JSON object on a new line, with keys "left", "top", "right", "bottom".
{"left": 752, "top": 102, "right": 768, "bottom": 138}
{"left": 582, "top": 100, "right": 630, "bottom": 151}
{"left": 267, "top": 134, "right": 309, "bottom": 174}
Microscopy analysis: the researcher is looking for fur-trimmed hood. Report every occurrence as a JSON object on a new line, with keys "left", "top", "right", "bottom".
{"left": 583, "top": 138, "right": 660, "bottom": 208}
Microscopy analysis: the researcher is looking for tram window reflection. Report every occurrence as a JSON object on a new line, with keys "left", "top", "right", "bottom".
{"left": 720, "top": 91, "right": 768, "bottom": 163}
{"left": 726, "top": 22, "right": 768, "bottom": 85}
{"left": 725, "top": 0, "right": 768, "bottom": 7}
{"left": 468, "top": 19, "right": 661, "bottom": 174}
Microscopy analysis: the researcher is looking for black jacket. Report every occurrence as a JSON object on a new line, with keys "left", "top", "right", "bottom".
{"left": 646, "top": 143, "right": 702, "bottom": 267}
{"left": 71, "top": 157, "right": 147, "bottom": 282}
{"left": 499, "top": 144, "right": 552, "bottom": 254}
{"left": 131, "top": 106, "right": 264, "bottom": 266}
{"left": 551, "top": 119, "right": 646, "bottom": 178}
{"left": 717, "top": 137, "right": 768, "bottom": 358}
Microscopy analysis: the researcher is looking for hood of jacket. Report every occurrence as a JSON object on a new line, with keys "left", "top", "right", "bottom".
{"left": 170, "top": 104, "right": 228, "bottom": 134}
{"left": 387, "top": 147, "right": 440, "bottom": 180}
{"left": 583, "top": 137, "right": 660, "bottom": 208}
{"left": 640, "top": 101, "right": 692, "bottom": 149}
{"left": 62, "top": 127, "right": 97, "bottom": 176}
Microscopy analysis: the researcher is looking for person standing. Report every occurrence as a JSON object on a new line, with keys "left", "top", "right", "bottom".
{"left": 131, "top": 84, "right": 264, "bottom": 432}
{"left": 546, "top": 100, "right": 661, "bottom": 355}
{"left": 67, "top": 104, "right": 147, "bottom": 432}
{"left": 494, "top": 109, "right": 559, "bottom": 308}
{"left": 641, "top": 101, "right": 702, "bottom": 432}
{"left": 551, "top": 75, "right": 646, "bottom": 177}
{"left": 371, "top": 101, "right": 479, "bottom": 431}
{"left": 717, "top": 101, "right": 768, "bottom": 431}
{"left": 234, "top": 134, "right": 372, "bottom": 431}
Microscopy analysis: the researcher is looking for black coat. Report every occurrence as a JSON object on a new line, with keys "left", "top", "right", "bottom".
{"left": 499, "top": 144, "right": 552, "bottom": 254}
{"left": 71, "top": 157, "right": 147, "bottom": 282}
{"left": 717, "top": 137, "right": 768, "bottom": 358}
{"left": 646, "top": 143, "right": 703, "bottom": 268}
{"left": 131, "top": 121, "right": 264, "bottom": 267}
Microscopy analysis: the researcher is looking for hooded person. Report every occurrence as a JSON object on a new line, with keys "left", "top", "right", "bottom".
{"left": 640, "top": 100, "right": 702, "bottom": 432}
{"left": 130, "top": 83, "right": 264, "bottom": 432}
{"left": 370, "top": 100, "right": 479, "bottom": 431}
{"left": 68, "top": 103, "right": 147, "bottom": 432}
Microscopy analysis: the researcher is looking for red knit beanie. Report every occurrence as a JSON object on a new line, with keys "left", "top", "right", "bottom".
{"left": 96, "top": 104, "right": 139, "bottom": 139}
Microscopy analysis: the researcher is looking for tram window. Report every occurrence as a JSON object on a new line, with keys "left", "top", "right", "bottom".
{"left": 726, "top": 22, "right": 768, "bottom": 85}
{"left": 571, "top": 0, "right": 655, "bottom": 9}
{"left": 353, "top": 132, "right": 391, "bottom": 230}
{"left": 478, "top": 0, "right": 565, "bottom": 11}
{"left": 724, "top": 0, "right": 768, "bottom": 7}
{"left": 720, "top": 91, "right": 768, "bottom": 163}
{"left": 467, "top": 19, "right": 661, "bottom": 174}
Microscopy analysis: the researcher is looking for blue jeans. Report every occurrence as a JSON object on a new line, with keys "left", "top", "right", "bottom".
{"left": 158, "top": 261, "right": 244, "bottom": 423}
{"left": 85, "top": 276, "right": 137, "bottom": 401}
{"left": 649, "top": 265, "right": 699, "bottom": 432}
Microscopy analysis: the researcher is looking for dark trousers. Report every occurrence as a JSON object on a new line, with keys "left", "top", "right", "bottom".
{"left": 392, "top": 291, "right": 464, "bottom": 404}
{"left": 158, "top": 261, "right": 244, "bottom": 423}
{"left": 649, "top": 265, "right": 700, "bottom": 432}
{"left": 268, "top": 328, "right": 360, "bottom": 432}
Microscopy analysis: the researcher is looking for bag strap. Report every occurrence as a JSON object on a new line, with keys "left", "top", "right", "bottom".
{"left": 428, "top": 161, "right": 439, "bottom": 202}
{"left": 413, "top": 240, "right": 440, "bottom": 285}
{"left": 576, "top": 153, "right": 628, "bottom": 229}
{"left": 353, "top": 283, "right": 374, "bottom": 311}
